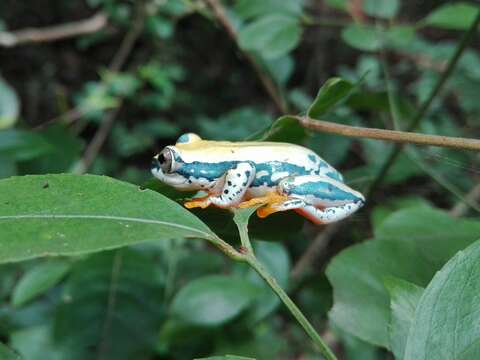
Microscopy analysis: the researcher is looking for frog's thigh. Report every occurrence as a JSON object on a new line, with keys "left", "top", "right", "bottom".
{"left": 295, "top": 202, "right": 364, "bottom": 224}
{"left": 209, "top": 162, "right": 256, "bottom": 208}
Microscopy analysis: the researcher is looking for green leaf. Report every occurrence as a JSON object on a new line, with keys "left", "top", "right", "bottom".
{"left": 384, "top": 277, "right": 424, "bottom": 360}
{"left": 18, "top": 125, "right": 83, "bottom": 174}
{"left": 423, "top": 3, "right": 480, "bottom": 30}
{"left": 0, "top": 76, "right": 20, "bottom": 129}
{"left": 102, "top": 71, "right": 142, "bottom": 98}
{"left": 171, "top": 275, "right": 259, "bottom": 326}
{"left": 75, "top": 81, "right": 118, "bottom": 120}
{"left": 198, "top": 107, "right": 273, "bottom": 141}
{"left": 327, "top": 206, "right": 480, "bottom": 348}
{"left": 235, "top": 0, "right": 302, "bottom": 19}
{"left": 10, "top": 325, "right": 66, "bottom": 360}
{"left": 263, "top": 55, "right": 295, "bottom": 86}
{"left": 0, "top": 174, "right": 214, "bottom": 264}
{"left": 307, "top": 78, "right": 354, "bottom": 118}
{"left": 54, "top": 250, "right": 165, "bottom": 359}
{"left": 363, "top": 0, "right": 399, "bottom": 19}
{"left": 259, "top": 116, "right": 307, "bottom": 144}
{"left": 146, "top": 15, "right": 174, "bottom": 39}
{"left": 325, "top": 0, "right": 347, "bottom": 10}
{"left": 0, "top": 130, "right": 53, "bottom": 161}
{"left": 11, "top": 260, "right": 71, "bottom": 307}
{"left": 404, "top": 240, "right": 480, "bottom": 359}
{"left": 0, "top": 342, "right": 21, "bottom": 360}
{"left": 196, "top": 356, "right": 255, "bottom": 360}
{"left": 341, "top": 25, "right": 382, "bottom": 51}
{"left": 385, "top": 26, "right": 416, "bottom": 49}
{"left": 238, "top": 14, "right": 302, "bottom": 59}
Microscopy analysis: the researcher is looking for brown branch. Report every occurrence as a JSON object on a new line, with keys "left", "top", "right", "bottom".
{"left": 204, "top": 0, "right": 287, "bottom": 113}
{"left": 0, "top": 12, "right": 107, "bottom": 47}
{"left": 291, "top": 222, "right": 343, "bottom": 280}
{"left": 296, "top": 116, "right": 480, "bottom": 152}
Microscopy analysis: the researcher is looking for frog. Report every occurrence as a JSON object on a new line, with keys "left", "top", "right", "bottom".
{"left": 151, "top": 133, "right": 365, "bottom": 224}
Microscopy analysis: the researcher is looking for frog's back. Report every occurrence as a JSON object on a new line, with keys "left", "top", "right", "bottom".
{"left": 176, "top": 139, "right": 343, "bottom": 182}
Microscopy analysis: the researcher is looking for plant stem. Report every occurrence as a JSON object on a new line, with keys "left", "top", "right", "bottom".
{"left": 365, "top": 10, "right": 480, "bottom": 198}
{"left": 228, "top": 209, "right": 337, "bottom": 359}
{"left": 232, "top": 208, "right": 255, "bottom": 253}
{"left": 246, "top": 255, "right": 337, "bottom": 360}
{"left": 296, "top": 116, "right": 480, "bottom": 151}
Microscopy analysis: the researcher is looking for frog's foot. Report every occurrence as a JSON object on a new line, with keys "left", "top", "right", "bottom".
{"left": 257, "top": 199, "right": 305, "bottom": 218}
{"left": 238, "top": 192, "right": 288, "bottom": 209}
{"left": 184, "top": 196, "right": 211, "bottom": 209}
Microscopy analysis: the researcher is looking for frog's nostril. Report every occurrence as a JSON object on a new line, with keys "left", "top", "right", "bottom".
{"left": 151, "top": 156, "right": 161, "bottom": 171}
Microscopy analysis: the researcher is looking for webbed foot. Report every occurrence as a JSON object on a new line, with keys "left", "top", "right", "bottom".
{"left": 257, "top": 199, "right": 305, "bottom": 218}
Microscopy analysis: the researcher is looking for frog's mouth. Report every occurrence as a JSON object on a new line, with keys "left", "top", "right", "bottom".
{"left": 151, "top": 157, "right": 188, "bottom": 187}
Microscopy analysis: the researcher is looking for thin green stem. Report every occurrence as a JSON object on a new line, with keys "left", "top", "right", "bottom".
{"left": 366, "top": 10, "right": 480, "bottom": 199}
{"left": 246, "top": 255, "right": 337, "bottom": 360}
{"left": 232, "top": 208, "right": 255, "bottom": 253}
{"left": 228, "top": 209, "right": 337, "bottom": 359}
{"left": 206, "top": 235, "right": 246, "bottom": 262}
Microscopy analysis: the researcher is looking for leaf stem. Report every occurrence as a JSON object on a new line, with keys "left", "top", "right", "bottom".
{"left": 228, "top": 209, "right": 337, "bottom": 359}
{"left": 245, "top": 254, "right": 337, "bottom": 360}
{"left": 232, "top": 208, "right": 255, "bottom": 254}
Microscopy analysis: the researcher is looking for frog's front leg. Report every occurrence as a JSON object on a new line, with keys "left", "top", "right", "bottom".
{"left": 184, "top": 162, "right": 256, "bottom": 209}
{"left": 257, "top": 174, "right": 365, "bottom": 224}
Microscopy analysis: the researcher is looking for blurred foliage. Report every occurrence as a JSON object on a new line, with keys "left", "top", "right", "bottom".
{"left": 1, "top": 0, "right": 480, "bottom": 359}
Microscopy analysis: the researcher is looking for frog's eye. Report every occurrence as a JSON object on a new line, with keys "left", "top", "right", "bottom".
{"left": 158, "top": 148, "right": 175, "bottom": 173}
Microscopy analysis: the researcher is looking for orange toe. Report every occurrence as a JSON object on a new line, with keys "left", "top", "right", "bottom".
{"left": 256, "top": 203, "right": 285, "bottom": 218}
{"left": 184, "top": 196, "right": 211, "bottom": 209}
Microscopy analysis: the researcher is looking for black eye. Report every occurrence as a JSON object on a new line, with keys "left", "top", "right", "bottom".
{"left": 158, "top": 153, "right": 166, "bottom": 164}
{"left": 160, "top": 149, "right": 174, "bottom": 173}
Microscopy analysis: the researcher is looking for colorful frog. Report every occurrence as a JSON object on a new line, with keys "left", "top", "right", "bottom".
{"left": 151, "top": 133, "right": 364, "bottom": 224}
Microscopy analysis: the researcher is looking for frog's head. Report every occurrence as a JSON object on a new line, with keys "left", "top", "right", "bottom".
{"left": 151, "top": 133, "right": 202, "bottom": 189}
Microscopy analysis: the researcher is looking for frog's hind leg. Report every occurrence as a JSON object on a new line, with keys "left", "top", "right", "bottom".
{"left": 256, "top": 174, "right": 365, "bottom": 223}
{"left": 256, "top": 199, "right": 305, "bottom": 218}
{"left": 294, "top": 202, "right": 364, "bottom": 224}
{"left": 185, "top": 162, "right": 256, "bottom": 209}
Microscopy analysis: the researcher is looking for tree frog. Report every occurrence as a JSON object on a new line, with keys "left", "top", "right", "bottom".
{"left": 151, "top": 133, "right": 365, "bottom": 224}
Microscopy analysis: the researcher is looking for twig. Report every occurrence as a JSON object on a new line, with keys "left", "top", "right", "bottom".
{"left": 365, "top": 10, "right": 480, "bottom": 198}
{"left": 204, "top": 0, "right": 287, "bottom": 113}
{"left": 450, "top": 182, "right": 480, "bottom": 217}
{"left": 295, "top": 116, "right": 480, "bottom": 151}
{"left": 0, "top": 12, "right": 107, "bottom": 47}
{"left": 291, "top": 222, "right": 343, "bottom": 280}
{"left": 75, "top": 4, "right": 145, "bottom": 174}
{"left": 74, "top": 105, "right": 122, "bottom": 174}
